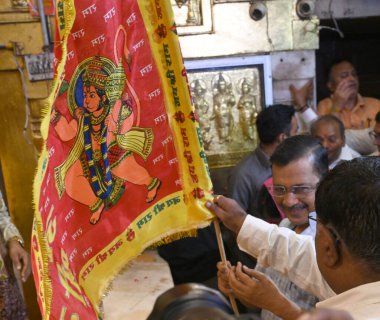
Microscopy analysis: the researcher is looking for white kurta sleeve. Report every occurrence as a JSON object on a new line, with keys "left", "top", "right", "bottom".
{"left": 237, "top": 215, "right": 335, "bottom": 300}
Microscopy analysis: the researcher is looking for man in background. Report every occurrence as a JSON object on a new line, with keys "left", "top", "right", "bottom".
{"left": 290, "top": 59, "right": 380, "bottom": 154}
{"left": 310, "top": 115, "right": 359, "bottom": 169}
{"left": 317, "top": 59, "right": 380, "bottom": 129}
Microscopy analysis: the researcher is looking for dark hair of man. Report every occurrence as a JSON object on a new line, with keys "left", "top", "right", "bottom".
{"left": 327, "top": 57, "right": 355, "bottom": 83}
{"left": 315, "top": 157, "right": 380, "bottom": 273}
{"left": 310, "top": 115, "right": 345, "bottom": 139}
{"left": 256, "top": 104, "right": 295, "bottom": 144}
{"left": 375, "top": 111, "right": 380, "bottom": 124}
{"left": 270, "top": 135, "right": 328, "bottom": 179}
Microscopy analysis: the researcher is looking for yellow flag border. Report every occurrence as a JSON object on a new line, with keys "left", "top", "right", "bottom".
{"left": 32, "top": 0, "right": 215, "bottom": 317}
{"left": 32, "top": 1, "right": 76, "bottom": 318}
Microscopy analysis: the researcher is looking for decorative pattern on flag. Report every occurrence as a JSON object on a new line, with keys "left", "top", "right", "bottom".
{"left": 31, "top": 0, "right": 214, "bottom": 318}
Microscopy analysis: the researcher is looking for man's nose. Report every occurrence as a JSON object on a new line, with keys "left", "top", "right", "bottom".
{"left": 321, "top": 140, "right": 329, "bottom": 149}
{"left": 347, "top": 73, "right": 357, "bottom": 82}
{"left": 282, "top": 191, "right": 299, "bottom": 207}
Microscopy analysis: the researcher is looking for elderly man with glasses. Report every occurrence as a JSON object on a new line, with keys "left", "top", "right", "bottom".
{"left": 216, "top": 135, "right": 329, "bottom": 320}
{"left": 208, "top": 157, "right": 380, "bottom": 319}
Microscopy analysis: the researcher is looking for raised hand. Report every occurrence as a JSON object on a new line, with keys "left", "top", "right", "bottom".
{"left": 289, "top": 80, "right": 313, "bottom": 111}
{"left": 331, "top": 78, "right": 357, "bottom": 110}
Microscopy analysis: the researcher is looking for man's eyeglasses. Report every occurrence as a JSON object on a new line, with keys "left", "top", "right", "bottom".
{"left": 369, "top": 131, "right": 380, "bottom": 141}
{"left": 269, "top": 185, "right": 316, "bottom": 198}
{"left": 308, "top": 215, "right": 319, "bottom": 223}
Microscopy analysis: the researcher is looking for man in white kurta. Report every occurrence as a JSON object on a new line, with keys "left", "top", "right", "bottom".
{"left": 207, "top": 157, "right": 380, "bottom": 319}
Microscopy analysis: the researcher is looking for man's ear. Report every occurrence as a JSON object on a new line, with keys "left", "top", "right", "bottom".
{"left": 277, "top": 133, "right": 287, "bottom": 143}
{"left": 317, "top": 224, "right": 340, "bottom": 268}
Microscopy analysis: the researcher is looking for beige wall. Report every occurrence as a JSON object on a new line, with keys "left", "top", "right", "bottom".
{"left": 178, "top": 0, "right": 319, "bottom": 58}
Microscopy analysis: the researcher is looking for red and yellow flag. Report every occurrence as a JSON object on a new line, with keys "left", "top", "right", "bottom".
{"left": 31, "top": 0, "right": 213, "bottom": 318}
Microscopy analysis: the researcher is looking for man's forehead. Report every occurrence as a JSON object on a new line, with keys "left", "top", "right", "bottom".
{"left": 332, "top": 61, "right": 355, "bottom": 74}
{"left": 314, "top": 120, "right": 341, "bottom": 135}
{"left": 272, "top": 157, "right": 318, "bottom": 177}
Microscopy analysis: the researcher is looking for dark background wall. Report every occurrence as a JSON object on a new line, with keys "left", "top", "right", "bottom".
{"left": 316, "top": 16, "right": 380, "bottom": 101}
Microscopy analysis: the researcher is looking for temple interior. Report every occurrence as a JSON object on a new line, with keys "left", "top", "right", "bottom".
{"left": 0, "top": 0, "right": 380, "bottom": 319}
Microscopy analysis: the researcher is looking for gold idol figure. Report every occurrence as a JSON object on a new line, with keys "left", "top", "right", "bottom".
{"left": 191, "top": 79, "right": 212, "bottom": 150}
{"left": 237, "top": 78, "right": 259, "bottom": 141}
{"left": 212, "top": 73, "right": 236, "bottom": 143}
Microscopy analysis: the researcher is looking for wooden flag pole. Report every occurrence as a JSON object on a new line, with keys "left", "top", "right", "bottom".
{"left": 213, "top": 218, "right": 240, "bottom": 316}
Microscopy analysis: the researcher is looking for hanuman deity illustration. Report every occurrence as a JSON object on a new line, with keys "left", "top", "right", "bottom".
{"left": 51, "top": 56, "right": 161, "bottom": 224}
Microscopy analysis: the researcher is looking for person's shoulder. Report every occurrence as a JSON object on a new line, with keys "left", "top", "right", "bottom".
{"left": 228, "top": 155, "right": 251, "bottom": 183}
{"left": 361, "top": 96, "right": 380, "bottom": 109}
{"left": 228, "top": 150, "right": 262, "bottom": 190}
{"left": 317, "top": 97, "right": 332, "bottom": 115}
{"left": 232, "top": 150, "right": 260, "bottom": 171}
{"left": 362, "top": 95, "right": 380, "bottom": 102}
{"left": 279, "top": 218, "right": 292, "bottom": 228}
{"left": 342, "top": 144, "right": 361, "bottom": 158}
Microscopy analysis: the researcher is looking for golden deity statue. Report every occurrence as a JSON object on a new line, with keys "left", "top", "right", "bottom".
{"left": 212, "top": 73, "right": 236, "bottom": 143}
{"left": 191, "top": 79, "right": 212, "bottom": 150}
{"left": 237, "top": 77, "right": 259, "bottom": 141}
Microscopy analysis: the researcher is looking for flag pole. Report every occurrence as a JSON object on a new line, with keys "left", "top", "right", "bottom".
{"left": 213, "top": 218, "right": 240, "bottom": 316}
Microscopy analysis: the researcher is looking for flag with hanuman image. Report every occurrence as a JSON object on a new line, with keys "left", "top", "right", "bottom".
{"left": 31, "top": 0, "right": 214, "bottom": 318}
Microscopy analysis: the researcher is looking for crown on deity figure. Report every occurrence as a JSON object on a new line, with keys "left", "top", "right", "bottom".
{"left": 82, "top": 57, "right": 109, "bottom": 90}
